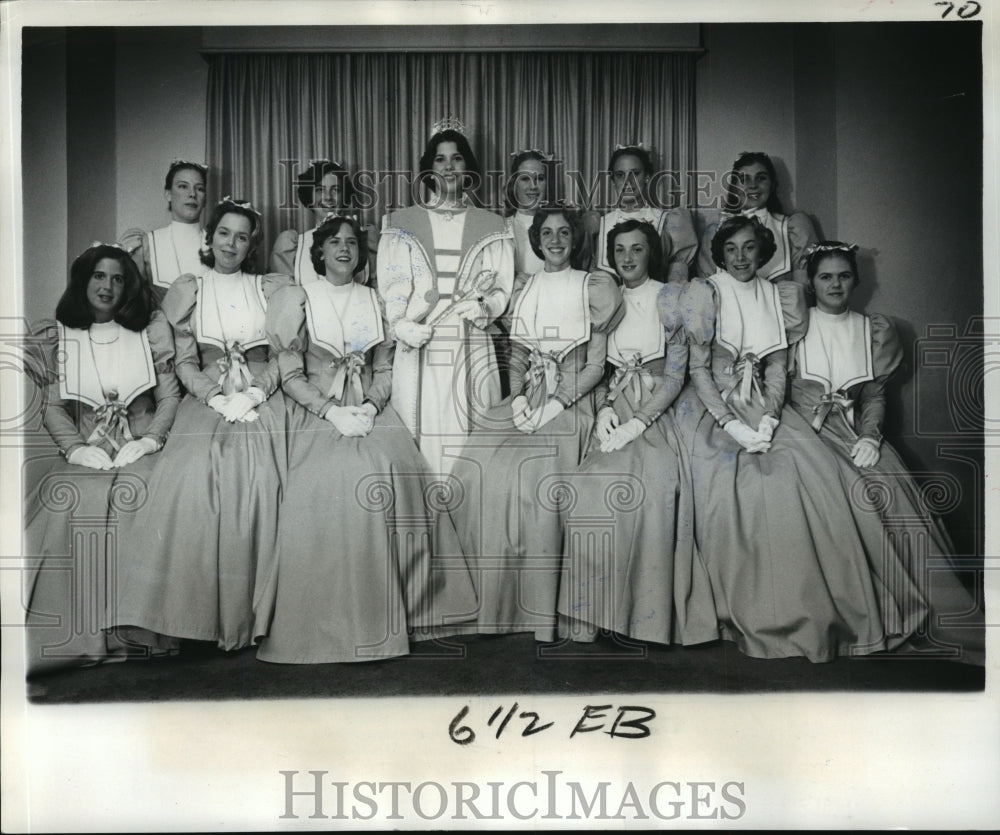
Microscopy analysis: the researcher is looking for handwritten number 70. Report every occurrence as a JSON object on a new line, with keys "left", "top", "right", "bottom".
{"left": 935, "top": 1, "right": 981, "bottom": 18}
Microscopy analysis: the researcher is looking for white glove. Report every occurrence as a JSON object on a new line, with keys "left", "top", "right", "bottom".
{"left": 221, "top": 391, "right": 259, "bottom": 423}
{"left": 511, "top": 396, "right": 531, "bottom": 432}
{"left": 208, "top": 394, "right": 228, "bottom": 415}
{"left": 594, "top": 406, "right": 619, "bottom": 444}
{"left": 757, "top": 414, "right": 780, "bottom": 441}
{"left": 67, "top": 445, "right": 115, "bottom": 470}
{"left": 533, "top": 398, "right": 565, "bottom": 431}
{"left": 394, "top": 318, "right": 434, "bottom": 349}
{"left": 450, "top": 299, "right": 489, "bottom": 329}
{"left": 113, "top": 436, "right": 160, "bottom": 467}
{"left": 851, "top": 436, "right": 881, "bottom": 469}
{"left": 600, "top": 417, "right": 645, "bottom": 453}
{"left": 724, "top": 419, "right": 771, "bottom": 453}
{"left": 326, "top": 405, "right": 371, "bottom": 437}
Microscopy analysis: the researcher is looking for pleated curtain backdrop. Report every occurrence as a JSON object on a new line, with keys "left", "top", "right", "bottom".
{"left": 205, "top": 52, "right": 696, "bottom": 261}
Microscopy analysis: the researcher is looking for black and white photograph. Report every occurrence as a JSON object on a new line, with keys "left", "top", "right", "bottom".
{"left": 1, "top": 0, "right": 997, "bottom": 829}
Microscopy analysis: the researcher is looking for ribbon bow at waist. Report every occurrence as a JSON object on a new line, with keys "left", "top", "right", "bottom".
{"left": 722, "top": 352, "right": 765, "bottom": 407}
{"left": 812, "top": 390, "right": 855, "bottom": 433}
{"left": 524, "top": 348, "right": 563, "bottom": 410}
{"left": 216, "top": 341, "right": 255, "bottom": 395}
{"left": 608, "top": 354, "right": 655, "bottom": 410}
{"left": 86, "top": 399, "right": 133, "bottom": 452}
{"left": 327, "top": 352, "right": 366, "bottom": 406}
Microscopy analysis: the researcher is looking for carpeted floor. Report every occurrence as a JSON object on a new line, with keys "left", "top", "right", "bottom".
{"left": 26, "top": 633, "right": 984, "bottom": 704}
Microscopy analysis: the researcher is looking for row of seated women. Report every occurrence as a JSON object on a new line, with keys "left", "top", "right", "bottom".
{"left": 23, "top": 128, "right": 984, "bottom": 675}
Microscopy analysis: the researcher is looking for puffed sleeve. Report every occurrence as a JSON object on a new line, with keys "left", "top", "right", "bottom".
{"left": 119, "top": 227, "right": 151, "bottom": 285}
{"left": 376, "top": 223, "right": 436, "bottom": 338}
{"left": 473, "top": 227, "right": 516, "bottom": 324}
{"left": 695, "top": 211, "right": 722, "bottom": 280}
{"left": 161, "top": 273, "right": 221, "bottom": 404}
{"left": 553, "top": 271, "right": 623, "bottom": 408}
{"left": 363, "top": 223, "right": 380, "bottom": 288}
{"left": 756, "top": 280, "right": 807, "bottom": 418}
{"left": 265, "top": 284, "right": 334, "bottom": 417}
{"left": 631, "top": 282, "right": 688, "bottom": 426}
{"left": 269, "top": 228, "right": 300, "bottom": 278}
{"left": 663, "top": 208, "right": 698, "bottom": 284}
{"left": 365, "top": 321, "right": 394, "bottom": 413}
{"left": 787, "top": 211, "right": 819, "bottom": 289}
{"left": 142, "top": 310, "right": 181, "bottom": 443}
{"left": 254, "top": 273, "right": 296, "bottom": 396}
{"left": 681, "top": 279, "right": 735, "bottom": 426}
{"left": 583, "top": 210, "right": 603, "bottom": 272}
{"left": 504, "top": 273, "right": 533, "bottom": 400}
{"left": 34, "top": 321, "right": 88, "bottom": 457}
{"left": 854, "top": 313, "right": 903, "bottom": 442}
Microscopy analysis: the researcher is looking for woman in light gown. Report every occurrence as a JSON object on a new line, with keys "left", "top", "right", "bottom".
{"left": 558, "top": 220, "right": 718, "bottom": 646}
{"left": 451, "top": 204, "right": 623, "bottom": 642}
{"left": 256, "top": 216, "right": 477, "bottom": 663}
{"left": 120, "top": 159, "right": 209, "bottom": 304}
{"left": 377, "top": 121, "right": 514, "bottom": 476}
{"left": 24, "top": 243, "right": 180, "bottom": 675}
{"left": 112, "top": 198, "right": 293, "bottom": 650}
{"left": 270, "top": 159, "right": 378, "bottom": 286}
{"left": 696, "top": 151, "right": 817, "bottom": 288}
{"left": 587, "top": 144, "right": 698, "bottom": 283}
{"left": 680, "top": 215, "right": 905, "bottom": 662}
{"left": 787, "top": 242, "right": 984, "bottom": 665}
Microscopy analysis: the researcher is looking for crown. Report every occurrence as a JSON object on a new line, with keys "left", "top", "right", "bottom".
{"left": 614, "top": 142, "right": 647, "bottom": 151}
{"left": 805, "top": 242, "right": 859, "bottom": 257}
{"left": 431, "top": 116, "right": 466, "bottom": 137}
{"left": 169, "top": 158, "right": 208, "bottom": 171}
{"left": 510, "top": 148, "right": 554, "bottom": 160}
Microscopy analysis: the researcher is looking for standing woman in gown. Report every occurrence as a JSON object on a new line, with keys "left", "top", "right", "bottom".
{"left": 696, "top": 151, "right": 817, "bottom": 288}
{"left": 120, "top": 159, "right": 209, "bottom": 304}
{"left": 257, "top": 215, "right": 476, "bottom": 663}
{"left": 587, "top": 144, "right": 698, "bottom": 284}
{"left": 270, "top": 159, "right": 378, "bottom": 285}
{"left": 377, "top": 120, "right": 515, "bottom": 475}
{"left": 557, "top": 220, "right": 718, "bottom": 646}
{"left": 681, "top": 215, "right": 899, "bottom": 662}
{"left": 113, "top": 198, "right": 293, "bottom": 651}
{"left": 24, "top": 243, "right": 180, "bottom": 675}
{"left": 451, "top": 204, "right": 622, "bottom": 642}
{"left": 787, "top": 242, "right": 984, "bottom": 664}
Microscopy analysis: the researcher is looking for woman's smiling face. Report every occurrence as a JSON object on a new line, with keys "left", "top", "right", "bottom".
{"left": 539, "top": 213, "right": 573, "bottom": 271}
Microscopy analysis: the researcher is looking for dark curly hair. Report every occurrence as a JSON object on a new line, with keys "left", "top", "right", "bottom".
{"left": 294, "top": 160, "right": 355, "bottom": 209}
{"left": 527, "top": 204, "right": 587, "bottom": 267}
{"left": 418, "top": 130, "right": 482, "bottom": 196}
{"left": 606, "top": 219, "right": 664, "bottom": 283}
{"left": 199, "top": 199, "right": 262, "bottom": 273}
{"left": 56, "top": 244, "right": 153, "bottom": 332}
{"left": 710, "top": 215, "right": 777, "bottom": 272}
{"left": 309, "top": 215, "right": 369, "bottom": 278}
{"left": 723, "top": 151, "right": 784, "bottom": 214}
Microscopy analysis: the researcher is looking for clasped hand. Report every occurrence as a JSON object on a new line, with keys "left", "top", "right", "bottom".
{"left": 326, "top": 402, "right": 376, "bottom": 437}
{"left": 68, "top": 435, "right": 160, "bottom": 470}
{"left": 512, "top": 396, "right": 564, "bottom": 434}
{"left": 209, "top": 388, "right": 265, "bottom": 423}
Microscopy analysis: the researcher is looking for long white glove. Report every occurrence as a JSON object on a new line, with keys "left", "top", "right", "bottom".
{"left": 724, "top": 419, "right": 771, "bottom": 453}
{"left": 851, "top": 436, "right": 881, "bottom": 468}
{"left": 67, "top": 445, "right": 115, "bottom": 470}
{"left": 600, "top": 417, "right": 645, "bottom": 453}
{"left": 325, "top": 405, "right": 371, "bottom": 437}
{"left": 594, "top": 406, "right": 619, "bottom": 444}
{"left": 757, "top": 414, "right": 780, "bottom": 441}
{"left": 394, "top": 318, "right": 434, "bottom": 349}
{"left": 113, "top": 436, "right": 160, "bottom": 467}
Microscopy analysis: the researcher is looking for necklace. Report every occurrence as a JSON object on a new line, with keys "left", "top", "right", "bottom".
{"left": 88, "top": 325, "right": 120, "bottom": 345}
